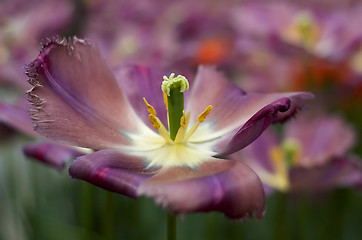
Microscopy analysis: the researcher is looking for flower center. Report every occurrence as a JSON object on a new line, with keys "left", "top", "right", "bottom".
{"left": 282, "top": 11, "right": 320, "bottom": 50}
{"left": 145, "top": 73, "right": 213, "bottom": 144}
{"left": 124, "top": 74, "right": 215, "bottom": 169}
{"left": 259, "top": 139, "right": 301, "bottom": 192}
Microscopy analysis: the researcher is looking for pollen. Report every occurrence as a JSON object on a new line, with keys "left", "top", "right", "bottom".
{"left": 143, "top": 97, "right": 157, "bottom": 116}
{"left": 185, "top": 105, "right": 213, "bottom": 140}
{"left": 161, "top": 73, "right": 189, "bottom": 96}
{"left": 197, "top": 105, "right": 212, "bottom": 123}
{"left": 163, "top": 92, "right": 168, "bottom": 110}
{"left": 132, "top": 73, "right": 215, "bottom": 169}
{"left": 180, "top": 111, "right": 186, "bottom": 127}
{"left": 148, "top": 114, "right": 160, "bottom": 129}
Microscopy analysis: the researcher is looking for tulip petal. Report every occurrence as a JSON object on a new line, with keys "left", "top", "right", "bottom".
{"left": 215, "top": 96, "right": 310, "bottom": 157}
{"left": 186, "top": 67, "right": 313, "bottom": 146}
{"left": 0, "top": 101, "right": 36, "bottom": 136}
{"left": 138, "top": 159, "right": 265, "bottom": 220}
{"left": 23, "top": 142, "right": 84, "bottom": 171}
{"left": 26, "top": 37, "right": 144, "bottom": 149}
{"left": 69, "top": 150, "right": 156, "bottom": 199}
{"left": 113, "top": 65, "right": 168, "bottom": 127}
{"left": 290, "top": 157, "right": 362, "bottom": 192}
{"left": 285, "top": 115, "right": 356, "bottom": 167}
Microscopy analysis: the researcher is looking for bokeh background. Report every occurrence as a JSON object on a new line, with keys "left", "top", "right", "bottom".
{"left": 0, "top": 0, "right": 361, "bottom": 239}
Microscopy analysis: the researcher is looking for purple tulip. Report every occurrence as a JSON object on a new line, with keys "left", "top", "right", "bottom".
{"left": 0, "top": 0, "right": 74, "bottom": 88}
{"left": 231, "top": 0, "right": 362, "bottom": 95}
{"left": 25, "top": 36, "right": 312, "bottom": 219}
{"left": 239, "top": 114, "right": 362, "bottom": 194}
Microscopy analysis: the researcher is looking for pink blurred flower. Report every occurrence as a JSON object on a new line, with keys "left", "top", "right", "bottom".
{"left": 238, "top": 114, "right": 362, "bottom": 194}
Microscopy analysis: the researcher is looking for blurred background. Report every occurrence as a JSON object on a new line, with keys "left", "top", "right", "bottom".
{"left": 0, "top": 0, "right": 361, "bottom": 239}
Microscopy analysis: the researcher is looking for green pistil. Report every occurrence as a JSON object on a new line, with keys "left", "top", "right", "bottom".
{"left": 296, "top": 12, "right": 315, "bottom": 45}
{"left": 162, "top": 74, "right": 189, "bottom": 141}
{"left": 281, "top": 139, "right": 300, "bottom": 166}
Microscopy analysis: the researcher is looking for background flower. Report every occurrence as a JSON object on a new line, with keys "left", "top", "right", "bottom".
{"left": 0, "top": 0, "right": 361, "bottom": 239}
{"left": 238, "top": 114, "right": 362, "bottom": 194}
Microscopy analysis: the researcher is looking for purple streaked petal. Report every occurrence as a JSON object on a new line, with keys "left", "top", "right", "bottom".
{"left": 113, "top": 65, "right": 168, "bottom": 127}
{"left": 186, "top": 66, "right": 245, "bottom": 129}
{"left": 215, "top": 94, "right": 311, "bottom": 157}
{"left": 186, "top": 67, "right": 312, "bottom": 141}
{"left": 23, "top": 142, "right": 84, "bottom": 171}
{"left": 0, "top": 101, "right": 37, "bottom": 136}
{"left": 290, "top": 157, "right": 362, "bottom": 192}
{"left": 26, "top": 37, "right": 143, "bottom": 149}
{"left": 69, "top": 150, "right": 156, "bottom": 199}
{"left": 138, "top": 159, "right": 265, "bottom": 220}
{"left": 285, "top": 115, "right": 356, "bottom": 167}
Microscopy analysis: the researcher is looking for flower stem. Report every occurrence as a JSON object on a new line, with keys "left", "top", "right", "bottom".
{"left": 167, "top": 213, "right": 177, "bottom": 240}
{"left": 167, "top": 87, "right": 184, "bottom": 140}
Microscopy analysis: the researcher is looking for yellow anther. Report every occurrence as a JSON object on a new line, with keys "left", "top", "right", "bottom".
{"left": 163, "top": 92, "right": 168, "bottom": 110}
{"left": 148, "top": 114, "right": 160, "bottom": 129}
{"left": 180, "top": 111, "right": 186, "bottom": 127}
{"left": 270, "top": 147, "right": 284, "bottom": 170}
{"left": 143, "top": 97, "right": 157, "bottom": 116}
{"left": 267, "top": 147, "right": 290, "bottom": 192}
{"left": 197, "top": 105, "right": 212, "bottom": 123}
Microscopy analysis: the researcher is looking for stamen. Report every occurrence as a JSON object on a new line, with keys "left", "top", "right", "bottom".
{"left": 148, "top": 114, "right": 160, "bottom": 129}
{"left": 185, "top": 122, "right": 200, "bottom": 140}
{"left": 161, "top": 73, "right": 189, "bottom": 140}
{"left": 163, "top": 92, "right": 168, "bottom": 110}
{"left": 180, "top": 111, "right": 186, "bottom": 128}
{"left": 197, "top": 105, "right": 212, "bottom": 123}
{"left": 174, "top": 127, "right": 184, "bottom": 144}
{"left": 148, "top": 114, "right": 172, "bottom": 143}
{"left": 269, "top": 147, "right": 289, "bottom": 190}
{"left": 184, "top": 112, "right": 191, "bottom": 130}
{"left": 175, "top": 112, "right": 187, "bottom": 144}
{"left": 143, "top": 97, "right": 157, "bottom": 116}
{"left": 185, "top": 106, "right": 212, "bottom": 140}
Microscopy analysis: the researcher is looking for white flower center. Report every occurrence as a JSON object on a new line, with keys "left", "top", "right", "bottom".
{"left": 122, "top": 111, "right": 217, "bottom": 169}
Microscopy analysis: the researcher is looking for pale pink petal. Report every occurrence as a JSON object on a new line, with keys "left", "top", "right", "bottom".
{"left": 290, "top": 157, "right": 362, "bottom": 192}
{"left": 285, "top": 115, "right": 356, "bottom": 167}
{"left": 23, "top": 142, "right": 84, "bottom": 171}
{"left": 0, "top": 101, "right": 36, "bottom": 136}
{"left": 113, "top": 65, "right": 168, "bottom": 127}
{"left": 186, "top": 66, "right": 313, "bottom": 140}
{"left": 26, "top": 37, "right": 144, "bottom": 149}
{"left": 69, "top": 149, "right": 156, "bottom": 198}
{"left": 138, "top": 159, "right": 265, "bottom": 220}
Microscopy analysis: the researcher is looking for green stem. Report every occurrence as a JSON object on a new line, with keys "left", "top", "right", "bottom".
{"left": 102, "top": 190, "right": 114, "bottom": 240}
{"left": 167, "top": 87, "right": 184, "bottom": 140}
{"left": 167, "top": 213, "right": 177, "bottom": 240}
